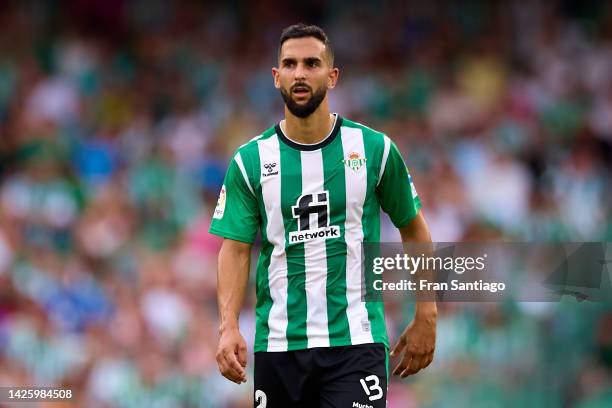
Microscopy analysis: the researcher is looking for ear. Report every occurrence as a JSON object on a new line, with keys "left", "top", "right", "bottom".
{"left": 272, "top": 67, "right": 280, "bottom": 89}
{"left": 328, "top": 67, "right": 339, "bottom": 89}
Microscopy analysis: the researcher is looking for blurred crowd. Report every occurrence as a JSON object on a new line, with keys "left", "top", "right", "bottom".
{"left": 0, "top": 1, "right": 610, "bottom": 407}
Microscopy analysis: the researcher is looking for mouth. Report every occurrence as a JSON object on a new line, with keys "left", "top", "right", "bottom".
{"left": 291, "top": 85, "right": 311, "bottom": 97}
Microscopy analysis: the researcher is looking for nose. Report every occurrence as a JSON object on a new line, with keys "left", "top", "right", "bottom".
{"left": 294, "top": 62, "right": 307, "bottom": 80}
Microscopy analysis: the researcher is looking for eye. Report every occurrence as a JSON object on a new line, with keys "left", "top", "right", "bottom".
{"left": 283, "top": 60, "right": 295, "bottom": 68}
{"left": 307, "top": 60, "right": 319, "bottom": 67}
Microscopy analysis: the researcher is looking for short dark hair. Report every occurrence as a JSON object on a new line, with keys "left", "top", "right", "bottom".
{"left": 278, "top": 23, "right": 334, "bottom": 65}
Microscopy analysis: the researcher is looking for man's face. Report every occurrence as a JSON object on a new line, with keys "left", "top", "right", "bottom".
{"left": 273, "top": 37, "right": 338, "bottom": 118}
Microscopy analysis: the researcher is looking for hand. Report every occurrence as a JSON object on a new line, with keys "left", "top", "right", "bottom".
{"left": 390, "top": 314, "right": 436, "bottom": 378}
{"left": 216, "top": 326, "right": 248, "bottom": 384}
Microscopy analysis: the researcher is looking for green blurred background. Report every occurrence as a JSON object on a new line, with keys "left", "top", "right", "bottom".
{"left": 0, "top": 0, "right": 610, "bottom": 407}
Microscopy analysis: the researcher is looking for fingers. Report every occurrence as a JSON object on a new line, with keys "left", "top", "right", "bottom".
{"left": 391, "top": 338, "right": 435, "bottom": 378}
{"left": 390, "top": 335, "right": 407, "bottom": 357}
{"left": 229, "top": 347, "right": 247, "bottom": 380}
{"left": 237, "top": 342, "right": 248, "bottom": 368}
{"left": 392, "top": 354, "right": 411, "bottom": 376}
{"left": 216, "top": 346, "right": 247, "bottom": 384}
{"left": 399, "top": 354, "right": 427, "bottom": 378}
{"left": 393, "top": 351, "right": 434, "bottom": 378}
{"left": 223, "top": 351, "right": 247, "bottom": 383}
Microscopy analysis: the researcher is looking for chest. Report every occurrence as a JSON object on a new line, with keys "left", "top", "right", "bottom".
{"left": 258, "top": 147, "right": 373, "bottom": 227}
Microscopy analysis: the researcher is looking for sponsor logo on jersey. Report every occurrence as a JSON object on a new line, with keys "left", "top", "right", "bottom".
{"left": 352, "top": 402, "right": 373, "bottom": 408}
{"left": 343, "top": 152, "right": 367, "bottom": 172}
{"left": 289, "top": 225, "right": 340, "bottom": 243}
{"left": 289, "top": 191, "right": 340, "bottom": 244}
{"left": 262, "top": 162, "right": 279, "bottom": 177}
{"left": 213, "top": 185, "right": 226, "bottom": 219}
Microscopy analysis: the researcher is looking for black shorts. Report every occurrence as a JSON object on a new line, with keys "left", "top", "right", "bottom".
{"left": 254, "top": 343, "right": 388, "bottom": 408}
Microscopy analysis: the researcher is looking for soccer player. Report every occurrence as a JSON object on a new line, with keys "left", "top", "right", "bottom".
{"left": 210, "top": 23, "right": 436, "bottom": 408}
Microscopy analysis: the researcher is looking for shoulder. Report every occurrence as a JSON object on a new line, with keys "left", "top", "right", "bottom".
{"left": 341, "top": 117, "right": 387, "bottom": 141}
{"left": 340, "top": 117, "right": 390, "bottom": 154}
{"left": 234, "top": 125, "right": 277, "bottom": 162}
{"left": 342, "top": 117, "right": 385, "bottom": 138}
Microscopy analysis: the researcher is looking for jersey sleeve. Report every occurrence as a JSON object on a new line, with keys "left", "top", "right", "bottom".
{"left": 376, "top": 139, "right": 422, "bottom": 228}
{"left": 209, "top": 154, "right": 260, "bottom": 243}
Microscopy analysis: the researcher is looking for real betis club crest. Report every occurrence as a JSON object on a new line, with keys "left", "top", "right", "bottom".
{"left": 343, "top": 152, "right": 367, "bottom": 172}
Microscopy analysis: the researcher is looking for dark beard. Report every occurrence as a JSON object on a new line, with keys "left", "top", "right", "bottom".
{"left": 280, "top": 86, "right": 327, "bottom": 118}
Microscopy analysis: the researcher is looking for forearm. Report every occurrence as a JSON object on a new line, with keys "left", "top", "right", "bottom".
{"left": 217, "top": 239, "right": 251, "bottom": 332}
{"left": 390, "top": 212, "right": 437, "bottom": 376}
{"left": 399, "top": 212, "right": 437, "bottom": 319}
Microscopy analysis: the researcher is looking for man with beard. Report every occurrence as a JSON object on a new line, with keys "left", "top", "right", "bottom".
{"left": 209, "top": 23, "right": 437, "bottom": 407}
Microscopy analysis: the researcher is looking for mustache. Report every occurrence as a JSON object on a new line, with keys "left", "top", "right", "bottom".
{"left": 291, "top": 83, "right": 311, "bottom": 91}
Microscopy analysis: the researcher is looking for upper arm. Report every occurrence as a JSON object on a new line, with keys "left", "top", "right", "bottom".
{"left": 399, "top": 211, "right": 431, "bottom": 243}
{"left": 209, "top": 153, "right": 260, "bottom": 243}
{"left": 220, "top": 237, "right": 252, "bottom": 258}
{"left": 376, "top": 138, "right": 422, "bottom": 228}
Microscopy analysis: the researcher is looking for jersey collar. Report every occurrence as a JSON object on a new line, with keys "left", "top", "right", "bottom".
{"left": 275, "top": 113, "right": 343, "bottom": 151}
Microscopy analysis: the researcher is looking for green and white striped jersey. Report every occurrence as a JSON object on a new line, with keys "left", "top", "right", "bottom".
{"left": 209, "top": 114, "right": 422, "bottom": 352}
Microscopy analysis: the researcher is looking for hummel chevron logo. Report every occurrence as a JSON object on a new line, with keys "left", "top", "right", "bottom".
{"left": 262, "top": 162, "right": 278, "bottom": 177}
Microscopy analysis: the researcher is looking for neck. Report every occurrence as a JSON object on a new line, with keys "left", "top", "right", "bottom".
{"left": 282, "top": 102, "right": 334, "bottom": 145}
